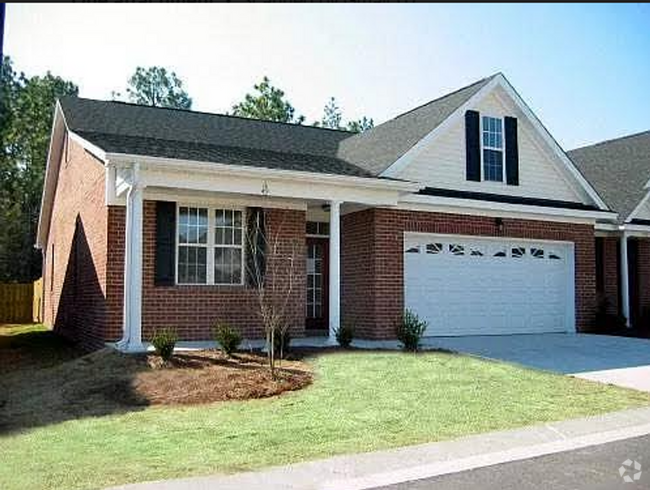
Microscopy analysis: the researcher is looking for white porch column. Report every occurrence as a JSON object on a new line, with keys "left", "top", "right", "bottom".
{"left": 117, "top": 167, "right": 145, "bottom": 352}
{"left": 620, "top": 233, "right": 631, "bottom": 327}
{"left": 328, "top": 200, "right": 341, "bottom": 341}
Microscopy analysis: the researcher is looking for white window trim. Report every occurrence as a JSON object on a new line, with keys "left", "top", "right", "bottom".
{"left": 175, "top": 203, "right": 246, "bottom": 286}
{"left": 480, "top": 115, "right": 505, "bottom": 183}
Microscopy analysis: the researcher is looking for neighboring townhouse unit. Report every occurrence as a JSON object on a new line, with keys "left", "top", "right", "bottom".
{"left": 569, "top": 131, "right": 650, "bottom": 328}
{"left": 38, "top": 73, "right": 628, "bottom": 352}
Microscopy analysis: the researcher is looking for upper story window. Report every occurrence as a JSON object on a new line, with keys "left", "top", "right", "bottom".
{"left": 482, "top": 116, "right": 504, "bottom": 182}
{"left": 177, "top": 206, "right": 244, "bottom": 285}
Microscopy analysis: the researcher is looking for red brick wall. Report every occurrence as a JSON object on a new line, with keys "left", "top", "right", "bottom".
{"left": 42, "top": 137, "right": 109, "bottom": 350}
{"left": 598, "top": 237, "right": 620, "bottom": 315}
{"left": 342, "top": 208, "right": 597, "bottom": 339}
{"left": 635, "top": 239, "right": 650, "bottom": 322}
{"left": 105, "top": 202, "right": 306, "bottom": 341}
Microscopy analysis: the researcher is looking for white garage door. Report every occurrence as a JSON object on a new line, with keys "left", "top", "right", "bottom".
{"left": 404, "top": 233, "right": 575, "bottom": 336}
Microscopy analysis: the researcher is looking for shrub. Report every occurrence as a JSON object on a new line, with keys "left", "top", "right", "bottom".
{"left": 335, "top": 324, "right": 355, "bottom": 348}
{"left": 214, "top": 323, "right": 242, "bottom": 356}
{"left": 272, "top": 327, "right": 291, "bottom": 358}
{"left": 397, "top": 309, "right": 428, "bottom": 352}
{"left": 151, "top": 328, "right": 178, "bottom": 361}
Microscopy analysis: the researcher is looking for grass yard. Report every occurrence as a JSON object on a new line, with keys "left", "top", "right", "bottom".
{"left": 1, "top": 325, "right": 649, "bottom": 490}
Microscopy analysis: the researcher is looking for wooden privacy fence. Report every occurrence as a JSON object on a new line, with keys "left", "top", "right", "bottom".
{"left": 0, "top": 279, "right": 43, "bottom": 323}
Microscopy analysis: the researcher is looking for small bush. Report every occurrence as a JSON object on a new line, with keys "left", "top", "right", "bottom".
{"left": 335, "top": 324, "right": 355, "bottom": 348}
{"left": 272, "top": 328, "right": 291, "bottom": 358}
{"left": 397, "top": 309, "right": 428, "bottom": 352}
{"left": 151, "top": 328, "right": 178, "bottom": 361}
{"left": 214, "top": 323, "right": 242, "bottom": 356}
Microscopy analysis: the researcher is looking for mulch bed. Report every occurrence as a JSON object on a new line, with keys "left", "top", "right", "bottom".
{"left": 0, "top": 347, "right": 313, "bottom": 432}
{"left": 134, "top": 350, "right": 312, "bottom": 405}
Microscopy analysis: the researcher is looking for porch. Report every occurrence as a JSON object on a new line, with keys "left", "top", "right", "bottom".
{"left": 110, "top": 158, "right": 419, "bottom": 351}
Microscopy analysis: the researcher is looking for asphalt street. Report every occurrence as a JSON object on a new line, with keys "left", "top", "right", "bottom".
{"left": 377, "top": 434, "right": 650, "bottom": 490}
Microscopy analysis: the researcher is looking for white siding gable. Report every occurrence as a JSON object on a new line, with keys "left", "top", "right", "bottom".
{"left": 394, "top": 86, "right": 590, "bottom": 204}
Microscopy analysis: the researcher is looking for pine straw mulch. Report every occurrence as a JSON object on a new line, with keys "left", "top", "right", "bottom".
{"left": 0, "top": 347, "right": 312, "bottom": 433}
{"left": 136, "top": 350, "right": 312, "bottom": 405}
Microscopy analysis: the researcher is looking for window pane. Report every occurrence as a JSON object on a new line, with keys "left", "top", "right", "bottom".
{"left": 232, "top": 249, "right": 242, "bottom": 284}
{"left": 178, "top": 224, "right": 188, "bottom": 244}
{"left": 188, "top": 226, "right": 198, "bottom": 244}
{"left": 483, "top": 149, "right": 503, "bottom": 182}
{"left": 215, "top": 209, "right": 226, "bottom": 227}
{"left": 234, "top": 211, "right": 242, "bottom": 228}
{"left": 178, "top": 246, "right": 206, "bottom": 284}
{"left": 179, "top": 207, "right": 189, "bottom": 225}
{"left": 234, "top": 228, "right": 243, "bottom": 245}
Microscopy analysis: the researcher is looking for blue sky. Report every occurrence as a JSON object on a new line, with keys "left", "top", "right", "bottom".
{"left": 5, "top": 3, "right": 649, "bottom": 149}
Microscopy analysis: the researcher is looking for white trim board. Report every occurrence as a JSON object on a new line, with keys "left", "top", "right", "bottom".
{"left": 396, "top": 193, "right": 617, "bottom": 225}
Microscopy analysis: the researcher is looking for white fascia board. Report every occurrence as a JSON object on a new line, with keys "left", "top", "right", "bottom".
{"left": 68, "top": 131, "right": 108, "bottom": 163}
{"left": 397, "top": 193, "right": 617, "bottom": 225}
{"left": 380, "top": 76, "right": 501, "bottom": 178}
{"left": 595, "top": 223, "right": 650, "bottom": 238}
{"left": 625, "top": 190, "right": 650, "bottom": 223}
{"left": 107, "top": 153, "right": 422, "bottom": 193}
{"left": 381, "top": 74, "right": 609, "bottom": 212}
{"left": 107, "top": 153, "right": 422, "bottom": 206}
{"left": 144, "top": 188, "right": 307, "bottom": 211}
{"left": 621, "top": 223, "right": 650, "bottom": 237}
{"left": 595, "top": 222, "right": 620, "bottom": 233}
{"left": 36, "top": 103, "right": 65, "bottom": 249}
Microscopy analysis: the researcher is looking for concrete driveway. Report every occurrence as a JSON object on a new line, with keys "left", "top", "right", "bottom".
{"left": 428, "top": 333, "right": 650, "bottom": 392}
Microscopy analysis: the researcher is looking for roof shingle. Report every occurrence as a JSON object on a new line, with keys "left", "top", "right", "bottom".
{"left": 59, "top": 74, "right": 496, "bottom": 179}
{"left": 568, "top": 131, "right": 650, "bottom": 223}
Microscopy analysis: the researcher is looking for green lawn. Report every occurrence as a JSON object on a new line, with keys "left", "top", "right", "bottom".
{"left": 1, "top": 339, "right": 649, "bottom": 490}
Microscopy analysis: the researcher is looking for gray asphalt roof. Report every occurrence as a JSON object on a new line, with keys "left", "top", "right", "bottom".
{"left": 568, "top": 131, "right": 650, "bottom": 223}
{"left": 336, "top": 75, "right": 496, "bottom": 174}
{"left": 59, "top": 75, "right": 496, "bottom": 179}
{"left": 60, "top": 97, "right": 372, "bottom": 178}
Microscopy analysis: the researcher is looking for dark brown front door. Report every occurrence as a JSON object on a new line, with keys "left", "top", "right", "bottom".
{"left": 306, "top": 238, "right": 329, "bottom": 330}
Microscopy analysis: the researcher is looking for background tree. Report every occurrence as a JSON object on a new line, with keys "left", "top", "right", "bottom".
{"left": 232, "top": 76, "right": 304, "bottom": 124}
{"left": 346, "top": 116, "right": 374, "bottom": 133}
{"left": 318, "top": 97, "right": 343, "bottom": 129}
{"left": 120, "top": 66, "right": 192, "bottom": 109}
{"left": 0, "top": 56, "right": 78, "bottom": 281}
{"left": 314, "top": 96, "right": 374, "bottom": 133}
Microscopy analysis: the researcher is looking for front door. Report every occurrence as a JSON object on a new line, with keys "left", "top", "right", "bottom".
{"left": 306, "top": 238, "right": 329, "bottom": 330}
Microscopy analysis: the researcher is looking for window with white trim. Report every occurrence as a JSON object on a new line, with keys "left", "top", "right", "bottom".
{"left": 178, "top": 207, "right": 208, "bottom": 284}
{"left": 482, "top": 116, "right": 504, "bottom": 182}
{"left": 214, "top": 209, "right": 244, "bottom": 285}
{"left": 176, "top": 206, "right": 244, "bottom": 285}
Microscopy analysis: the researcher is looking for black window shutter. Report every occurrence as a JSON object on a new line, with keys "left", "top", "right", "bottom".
{"left": 465, "top": 110, "right": 481, "bottom": 181}
{"left": 246, "top": 207, "right": 266, "bottom": 288}
{"left": 505, "top": 116, "right": 519, "bottom": 186}
{"left": 155, "top": 201, "right": 176, "bottom": 286}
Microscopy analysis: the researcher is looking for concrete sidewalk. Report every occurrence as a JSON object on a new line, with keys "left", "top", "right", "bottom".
{"left": 108, "top": 406, "right": 650, "bottom": 490}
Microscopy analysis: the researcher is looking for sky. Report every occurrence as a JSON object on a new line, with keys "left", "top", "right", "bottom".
{"left": 4, "top": 3, "right": 649, "bottom": 149}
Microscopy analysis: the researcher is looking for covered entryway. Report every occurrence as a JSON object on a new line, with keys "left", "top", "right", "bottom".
{"left": 404, "top": 233, "right": 575, "bottom": 336}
